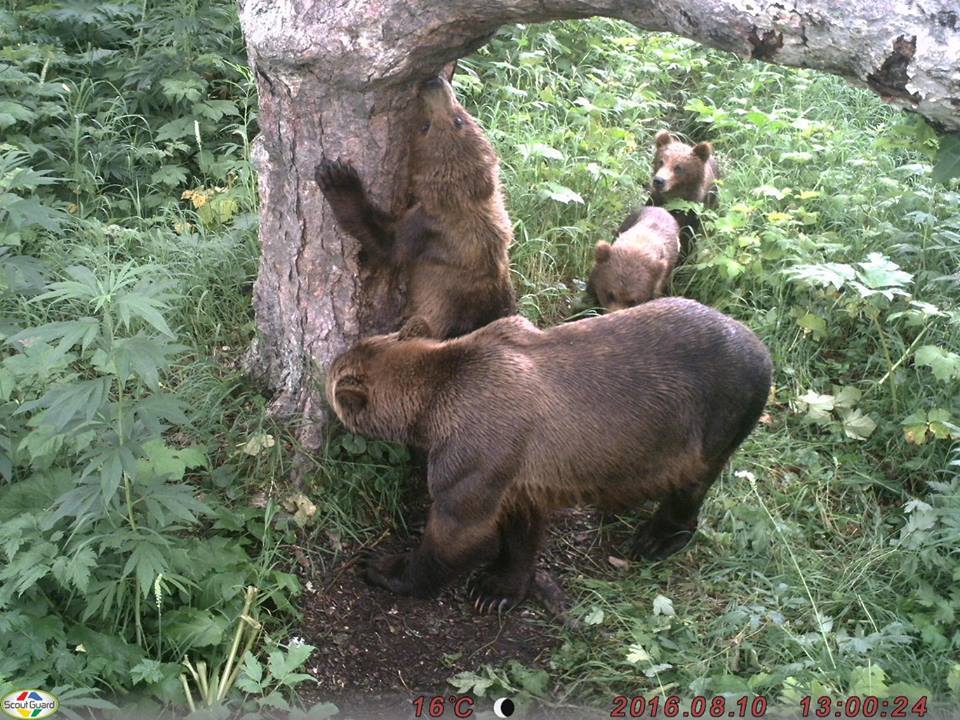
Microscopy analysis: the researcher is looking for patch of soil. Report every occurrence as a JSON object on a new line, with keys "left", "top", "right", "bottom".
{"left": 294, "top": 504, "right": 637, "bottom": 716}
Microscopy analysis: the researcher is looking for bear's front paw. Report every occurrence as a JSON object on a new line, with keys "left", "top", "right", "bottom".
{"left": 362, "top": 551, "right": 414, "bottom": 595}
{"left": 315, "top": 157, "right": 363, "bottom": 196}
{"left": 631, "top": 521, "right": 695, "bottom": 561}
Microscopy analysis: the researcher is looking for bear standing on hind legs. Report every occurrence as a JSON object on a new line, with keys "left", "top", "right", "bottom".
{"left": 325, "top": 299, "right": 772, "bottom": 613}
{"left": 315, "top": 77, "right": 516, "bottom": 340}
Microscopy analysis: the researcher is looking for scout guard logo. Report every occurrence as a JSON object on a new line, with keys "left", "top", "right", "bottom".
{"left": 2, "top": 690, "right": 59, "bottom": 719}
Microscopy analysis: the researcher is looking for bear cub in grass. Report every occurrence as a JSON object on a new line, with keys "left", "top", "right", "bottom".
{"left": 326, "top": 299, "right": 772, "bottom": 613}
{"left": 620, "top": 129, "right": 719, "bottom": 259}
{"left": 650, "top": 129, "right": 718, "bottom": 208}
{"left": 590, "top": 206, "right": 680, "bottom": 311}
{"left": 315, "top": 76, "right": 515, "bottom": 339}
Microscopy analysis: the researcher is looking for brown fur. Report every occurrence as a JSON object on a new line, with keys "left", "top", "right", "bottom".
{"left": 641, "top": 129, "right": 719, "bottom": 259}
{"left": 315, "top": 77, "right": 515, "bottom": 339}
{"left": 589, "top": 206, "right": 680, "bottom": 311}
{"left": 326, "top": 298, "right": 772, "bottom": 611}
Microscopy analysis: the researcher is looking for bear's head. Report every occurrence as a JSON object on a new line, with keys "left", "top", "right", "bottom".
{"left": 589, "top": 241, "right": 664, "bottom": 312}
{"left": 650, "top": 130, "right": 713, "bottom": 203}
{"left": 411, "top": 76, "right": 498, "bottom": 207}
{"left": 326, "top": 322, "right": 436, "bottom": 443}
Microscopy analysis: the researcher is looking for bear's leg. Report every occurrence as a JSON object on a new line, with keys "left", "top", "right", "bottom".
{"left": 364, "top": 500, "right": 501, "bottom": 599}
{"left": 470, "top": 501, "right": 545, "bottom": 614}
{"left": 315, "top": 158, "right": 396, "bottom": 261}
{"left": 631, "top": 479, "right": 713, "bottom": 561}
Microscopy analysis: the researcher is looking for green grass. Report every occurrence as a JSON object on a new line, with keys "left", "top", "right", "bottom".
{"left": 1, "top": 2, "right": 958, "bottom": 715}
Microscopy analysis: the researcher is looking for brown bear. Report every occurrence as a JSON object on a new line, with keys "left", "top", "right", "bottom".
{"left": 589, "top": 206, "right": 680, "bottom": 311}
{"left": 650, "top": 130, "right": 718, "bottom": 208}
{"left": 315, "top": 76, "right": 515, "bottom": 339}
{"left": 326, "top": 298, "right": 772, "bottom": 613}
{"left": 621, "top": 129, "right": 719, "bottom": 260}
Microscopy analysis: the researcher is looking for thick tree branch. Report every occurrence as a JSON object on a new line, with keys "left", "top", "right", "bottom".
{"left": 244, "top": 1, "right": 960, "bottom": 129}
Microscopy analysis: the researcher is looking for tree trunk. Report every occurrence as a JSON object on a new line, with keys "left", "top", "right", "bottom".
{"left": 239, "top": 0, "right": 960, "bottom": 449}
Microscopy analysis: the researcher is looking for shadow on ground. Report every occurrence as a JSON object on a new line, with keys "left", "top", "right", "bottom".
{"left": 295, "top": 505, "right": 634, "bottom": 716}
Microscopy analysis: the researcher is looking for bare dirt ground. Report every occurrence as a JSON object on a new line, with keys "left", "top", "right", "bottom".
{"left": 294, "top": 502, "right": 636, "bottom": 718}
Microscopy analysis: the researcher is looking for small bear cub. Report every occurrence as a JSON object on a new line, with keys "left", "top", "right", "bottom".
{"left": 590, "top": 206, "right": 680, "bottom": 311}
{"left": 650, "top": 129, "right": 718, "bottom": 208}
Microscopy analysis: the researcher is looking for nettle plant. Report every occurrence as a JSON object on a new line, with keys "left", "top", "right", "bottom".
{"left": 0, "top": 261, "right": 197, "bottom": 683}
{"left": 785, "top": 252, "right": 960, "bottom": 447}
{"left": 0, "top": 258, "right": 301, "bottom": 701}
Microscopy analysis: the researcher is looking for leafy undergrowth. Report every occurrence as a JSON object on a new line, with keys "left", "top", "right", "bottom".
{"left": 1, "top": 3, "right": 959, "bottom": 717}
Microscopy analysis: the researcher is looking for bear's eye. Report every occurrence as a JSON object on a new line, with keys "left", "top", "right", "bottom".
{"left": 453, "top": 115, "right": 464, "bottom": 129}
{"left": 653, "top": 160, "right": 663, "bottom": 169}
{"left": 420, "top": 121, "right": 431, "bottom": 134}
{"left": 607, "top": 292, "right": 616, "bottom": 303}
{"left": 675, "top": 166, "right": 685, "bottom": 176}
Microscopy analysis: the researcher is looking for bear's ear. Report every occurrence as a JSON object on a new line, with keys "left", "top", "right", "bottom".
{"left": 334, "top": 375, "right": 368, "bottom": 415}
{"left": 398, "top": 316, "right": 433, "bottom": 340}
{"left": 595, "top": 241, "right": 612, "bottom": 263}
{"left": 654, "top": 130, "right": 673, "bottom": 148}
{"left": 692, "top": 141, "right": 713, "bottom": 162}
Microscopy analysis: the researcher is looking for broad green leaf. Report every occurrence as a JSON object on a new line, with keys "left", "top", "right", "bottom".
{"left": 583, "top": 606, "right": 604, "bottom": 625}
{"left": 243, "top": 432, "right": 276, "bottom": 456}
{"left": 236, "top": 651, "right": 265, "bottom": 694}
{"left": 540, "top": 182, "right": 584, "bottom": 205}
{"left": 797, "top": 390, "right": 834, "bottom": 422}
{"left": 833, "top": 386, "right": 861, "bottom": 409}
{"left": 914, "top": 345, "right": 960, "bottom": 382}
{"left": 164, "top": 607, "right": 226, "bottom": 648}
{"left": 268, "top": 643, "right": 315, "bottom": 685}
{"left": 840, "top": 408, "right": 877, "bottom": 440}
{"left": 51, "top": 546, "right": 97, "bottom": 592}
{"left": 626, "top": 643, "right": 650, "bottom": 664}
{"left": 151, "top": 165, "right": 188, "bottom": 188}
{"left": 195, "top": 100, "right": 239, "bottom": 121}
{"left": 848, "top": 664, "right": 888, "bottom": 696}
{"left": 516, "top": 143, "right": 565, "bottom": 161}
{"left": 17, "top": 378, "right": 110, "bottom": 431}
{"left": 856, "top": 252, "right": 913, "bottom": 290}
{"left": 796, "top": 312, "right": 826, "bottom": 337}
{"left": 116, "top": 292, "right": 175, "bottom": 337}
{"left": 787, "top": 262, "right": 855, "bottom": 290}
{"left": 130, "top": 659, "right": 165, "bottom": 685}
{"left": 902, "top": 411, "right": 930, "bottom": 445}
{"left": 139, "top": 439, "right": 207, "bottom": 481}
{"left": 155, "top": 117, "right": 196, "bottom": 143}
{"left": 652, "top": 594, "right": 675, "bottom": 616}
{"left": 932, "top": 132, "right": 960, "bottom": 184}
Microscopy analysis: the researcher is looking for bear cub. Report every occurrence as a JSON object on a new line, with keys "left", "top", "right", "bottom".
{"left": 315, "top": 76, "right": 515, "bottom": 340}
{"left": 650, "top": 129, "right": 718, "bottom": 208}
{"left": 590, "top": 206, "right": 680, "bottom": 311}
{"left": 619, "top": 129, "right": 719, "bottom": 260}
{"left": 326, "top": 298, "right": 772, "bottom": 613}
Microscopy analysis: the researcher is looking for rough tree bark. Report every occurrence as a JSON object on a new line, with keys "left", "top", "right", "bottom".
{"left": 239, "top": 0, "right": 960, "bottom": 449}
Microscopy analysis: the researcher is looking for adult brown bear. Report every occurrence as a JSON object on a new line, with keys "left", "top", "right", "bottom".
{"left": 326, "top": 298, "right": 772, "bottom": 612}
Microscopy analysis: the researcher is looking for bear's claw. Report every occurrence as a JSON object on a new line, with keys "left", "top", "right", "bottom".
{"left": 315, "top": 157, "right": 362, "bottom": 195}
{"left": 631, "top": 523, "right": 695, "bottom": 561}
{"left": 468, "top": 574, "right": 527, "bottom": 616}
